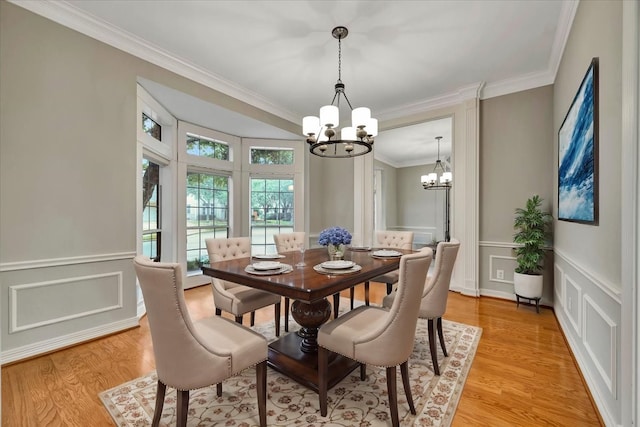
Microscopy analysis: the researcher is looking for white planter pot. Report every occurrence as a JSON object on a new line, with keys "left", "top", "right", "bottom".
{"left": 513, "top": 272, "right": 543, "bottom": 299}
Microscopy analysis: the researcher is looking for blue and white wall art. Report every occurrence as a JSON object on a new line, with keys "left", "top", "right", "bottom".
{"left": 558, "top": 58, "right": 599, "bottom": 224}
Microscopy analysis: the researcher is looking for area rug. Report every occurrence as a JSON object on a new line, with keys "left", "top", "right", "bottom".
{"left": 100, "top": 305, "right": 481, "bottom": 426}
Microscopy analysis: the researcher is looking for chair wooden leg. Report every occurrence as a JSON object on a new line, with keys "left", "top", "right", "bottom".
{"left": 364, "top": 281, "right": 370, "bottom": 306}
{"left": 400, "top": 361, "right": 416, "bottom": 415}
{"left": 215, "top": 308, "right": 222, "bottom": 316}
{"left": 360, "top": 363, "right": 366, "bottom": 381}
{"left": 256, "top": 361, "right": 267, "bottom": 427}
{"left": 274, "top": 302, "right": 281, "bottom": 337}
{"left": 250, "top": 311, "right": 256, "bottom": 326}
{"left": 386, "top": 283, "right": 393, "bottom": 294}
{"left": 386, "top": 366, "right": 399, "bottom": 427}
{"left": 216, "top": 383, "right": 222, "bottom": 397}
{"left": 176, "top": 389, "right": 189, "bottom": 427}
{"left": 428, "top": 318, "right": 440, "bottom": 375}
{"left": 318, "top": 346, "right": 329, "bottom": 417}
{"left": 437, "top": 317, "right": 448, "bottom": 357}
{"left": 235, "top": 315, "right": 243, "bottom": 324}
{"left": 350, "top": 287, "right": 355, "bottom": 310}
{"left": 333, "top": 293, "right": 340, "bottom": 319}
{"left": 284, "top": 297, "right": 290, "bottom": 332}
{"left": 151, "top": 381, "right": 166, "bottom": 427}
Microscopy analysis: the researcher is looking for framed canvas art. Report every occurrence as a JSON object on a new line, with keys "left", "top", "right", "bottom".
{"left": 558, "top": 57, "right": 599, "bottom": 224}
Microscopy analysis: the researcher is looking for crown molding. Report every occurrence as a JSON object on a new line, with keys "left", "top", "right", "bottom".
{"left": 8, "top": 0, "right": 299, "bottom": 124}
{"left": 376, "top": 82, "right": 485, "bottom": 121}
{"left": 374, "top": 152, "right": 402, "bottom": 168}
{"left": 481, "top": 1, "right": 578, "bottom": 100}
{"left": 549, "top": 0, "right": 580, "bottom": 79}
{"left": 9, "top": 0, "right": 578, "bottom": 123}
{"left": 481, "top": 69, "right": 555, "bottom": 99}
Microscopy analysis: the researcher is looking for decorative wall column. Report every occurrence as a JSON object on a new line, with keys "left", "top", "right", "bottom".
{"left": 353, "top": 153, "right": 375, "bottom": 247}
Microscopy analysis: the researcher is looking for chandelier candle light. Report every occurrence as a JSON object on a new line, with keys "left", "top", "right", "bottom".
{"left": 302, "top": 26, "right": 378, "bottom": 158}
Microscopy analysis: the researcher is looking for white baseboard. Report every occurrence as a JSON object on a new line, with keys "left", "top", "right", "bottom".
{"left": 1, "top": 317, "right": 139, "bottom": 365}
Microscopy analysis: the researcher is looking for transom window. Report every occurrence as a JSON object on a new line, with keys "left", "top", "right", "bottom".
{"left": 250, "top": 147, "right": 294, "bottom": 165}
{"left": 250, "top": 178, "right": 294, "bottom": 254}
{"left": 187, "top": 133, "right": 229, "bottom": 160}
{"left": 142, "top": 113, "right": 161, "bottom": 142}
{"left": 186, "top": 172, "right": 229, "bottom": 272}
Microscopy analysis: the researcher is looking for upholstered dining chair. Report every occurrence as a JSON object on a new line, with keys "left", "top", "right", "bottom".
{"left": 351, "top": 230, "right": 414, "bottom": 309}
{"left": 133, "top": 256, "right": 267, "bottom": 427}
{"left": 382, "top": 239, "right": 460, "bottom": 376}
{"left": 272, "top": 232, "right": 305, "bottom": 331}
{"left": 274, "top": 231, "right": 343, "bottom": 321}
{"left": 318, "top": 249, "right": 432, "bottom": 427}
{"left": 206, "top": 237, "right": 282, "bottom": 336}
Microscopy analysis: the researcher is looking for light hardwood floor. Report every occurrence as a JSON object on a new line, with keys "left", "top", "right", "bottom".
{"left": 2, "top": 283, "right": 602, "bottom": 426}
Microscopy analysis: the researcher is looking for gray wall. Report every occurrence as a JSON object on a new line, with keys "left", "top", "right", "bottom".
{"left": 0, "top": 2, "right": 296, "bottom": 361}
{"left": 552, "top": 1, "right": 623, "bottom": 424}
{"left": 397, "top": 164, "right": 445, "bottom": 243}
{"left": 479, "top": 85, "right": 554, "bottom": 302}
{"left": 308, "top": 156, "right": 355, "bottom": 245}
{"left": 374, "top": 159, "right": 445, "bottom": 246}
{"left": 374, "top": 160, "right": 398, "bottom": 229}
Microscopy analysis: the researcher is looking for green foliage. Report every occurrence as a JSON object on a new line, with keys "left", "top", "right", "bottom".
{"left": 513, "top": 195, "right": 552, "bottom": 275}
{"left": 250, "top": 178, "right": 293, "bottom": 223}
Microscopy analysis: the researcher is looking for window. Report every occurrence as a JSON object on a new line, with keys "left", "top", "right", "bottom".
{"left": 186, "top": 133, "right": 229, "bottom": 160}
{"left": 250, "top": 178, "right": 294, "bottom": 254}
{"left": 250, "top": 147, "right": 293, "bottom": 165}
{"left": 186, "top": 172, "right": 229, "bottom": 272}
{"left": 142, "top": 113, "right": 162, "bottom": 142}
{"left": 142, "top": 159, "right": 161, "bottom": 261}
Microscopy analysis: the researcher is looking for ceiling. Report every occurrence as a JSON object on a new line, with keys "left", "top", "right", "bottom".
{"left": 16, "top": 0, "right": 576, "bottom": 166}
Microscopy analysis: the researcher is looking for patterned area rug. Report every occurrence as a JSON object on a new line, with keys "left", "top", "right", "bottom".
{"left": 100, "top": 307, "right": 481, "bottom": 426}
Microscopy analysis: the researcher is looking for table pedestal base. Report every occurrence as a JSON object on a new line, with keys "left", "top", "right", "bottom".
{"left": 268, "top": 332, "right": 359, "bottom": 392}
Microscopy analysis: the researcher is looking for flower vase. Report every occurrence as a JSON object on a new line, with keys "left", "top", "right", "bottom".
{"left": 328, "top": 243, "right": 345, "bottom": 260}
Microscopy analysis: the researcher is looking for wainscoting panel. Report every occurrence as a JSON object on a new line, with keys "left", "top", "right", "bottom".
{"left": 554, "top": 264, "right": 565, "bottom": 308}
{"left": 488, "top": 255, "right": 516, "bottom": 284}
{"left": 564, "top": 275, "right": 582, "bottom": 337}
{"left": 9, "top": 272, "right": 123, "bottom": 333}
{"left": 554, "top": 249, "right": 622, "bottom": 427}
{"left": 583, "top": 295, "right": 617, "bottom": 397}
{"left": 478, "top": 241, "right": 554, "bottom": 305}
{"left": 1, "top": 254, "right": 138, "bottom": 364}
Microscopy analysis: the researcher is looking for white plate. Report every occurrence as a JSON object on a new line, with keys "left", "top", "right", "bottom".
{"left": 320, "top": 260, "right": 355, "bottom": 270}
{"left": 252, "top": 261, "right": 282, "bottom": 270}
{"left": 313, "top": 264, "right": 362, "bottom": 275}
{"left": 253, "top": 254, "right": 285, "bottom": 260}
{"left": 372, "top": 249, "right": 402, "bottom": 257}
{"left": 245, "top": 264, "right": 292, "bottom": 275}
{"left": 348, "top": 246, "right": 372, "bottom": 252}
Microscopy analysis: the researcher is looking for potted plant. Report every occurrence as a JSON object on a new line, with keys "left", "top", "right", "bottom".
{"left": 513, "top": 195, "right": 552, "bottom": 300}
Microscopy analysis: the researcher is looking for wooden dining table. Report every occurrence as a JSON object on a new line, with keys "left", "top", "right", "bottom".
{"left": 201, "top": 246, "right": 410, "bottom": 392}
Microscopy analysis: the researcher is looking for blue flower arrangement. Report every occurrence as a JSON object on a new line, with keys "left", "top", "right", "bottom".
{"left": 318, "top": 226, "right": 352, "bottom": 246}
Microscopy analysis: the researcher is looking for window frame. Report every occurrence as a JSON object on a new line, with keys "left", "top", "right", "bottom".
{"left": 241, "top": 138, "right": 305, "bottom": 252}
{"left": 185, "top": 168, "right": 231, "bottom": 273}
{"left": 177, "top": 121, "right": 241, "bottom": 280}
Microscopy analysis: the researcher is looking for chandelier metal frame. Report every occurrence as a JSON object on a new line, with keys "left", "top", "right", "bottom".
{"left": 421, "top": 136, "right": 452, "bottom": 189}
{"left": 302, "top": 26, "right": 378, "bottom": 158}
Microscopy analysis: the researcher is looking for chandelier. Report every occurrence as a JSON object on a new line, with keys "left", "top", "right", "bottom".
{"left": 421, "top": 136, "right": 452, "bottom": 242}
{"left": 421, "top": 136, "right": 452, "bottom": 188}
{"left": 302, "top": 26, "right": 378, "bottom": 158}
